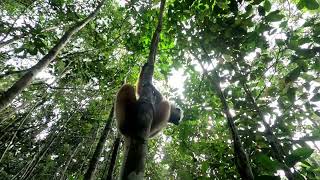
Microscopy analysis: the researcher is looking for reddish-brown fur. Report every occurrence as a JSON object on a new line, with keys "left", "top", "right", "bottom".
{"left": 115, "top": 83, "right": 171, "bottom": 138}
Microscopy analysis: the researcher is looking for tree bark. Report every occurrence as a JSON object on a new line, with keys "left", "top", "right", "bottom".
{"left": 208, "top": 73, "right": 253, "bottom": 180}
{"left": 0, "top": 0, "right": 106, "bottom": 111}
{"left": 76, "top": 127, "right": 101, "bottom": 179}
{"left": 84, "top": 106, "right": 114, "bottom": 180}
{"left": 105, "top": 135, "right": 121, "bottom": 180}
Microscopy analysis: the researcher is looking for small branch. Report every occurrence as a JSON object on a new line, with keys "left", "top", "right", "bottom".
{"left": 0, "top": 25, "right": 61, "bottom": 48}
{"left": 0, "top": 68, "right": 29, "bottom": 79}
{"left": 0, "top": 34, "right": 26, "bottom": 48}
{"left": 147, "top": 0, "right": 166, "bottom": 66}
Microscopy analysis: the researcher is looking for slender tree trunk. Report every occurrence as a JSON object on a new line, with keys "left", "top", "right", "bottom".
{"left": 196, "top": 56, "right": 254, "bottom": 180}
{"left": 59, "top": 141, "right": 82, "bottom": 180}
{"left": 105, "top": 135, "right": 121, "bottom": 180}
{"left": 84, "top": 106, "right": 114, "bottom": 180}
{"left": 0, "top": 0, "right": 106, "bottom": 111}
{"left": 211, "top": 75, "right": 253, "bottom": 180}
{"left": 19, "top": 132, "right": 58, "bottom": 180}
{"left": 231, "top": 59, "right": 294, "bottom": 180}
{"left": 14, "top": 97, "right": 87, "bottom": 179}
{"left": 76, "top": 127, "right": 101, "bottom": 179}
{"left": 119, "top": 1, "right": 166, "bottom": 179}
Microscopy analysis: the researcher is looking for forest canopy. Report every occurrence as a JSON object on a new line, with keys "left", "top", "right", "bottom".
{"left": 0, "top": 0, "right": 320, "bottom": 179}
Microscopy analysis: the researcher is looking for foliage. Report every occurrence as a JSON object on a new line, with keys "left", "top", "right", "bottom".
{"left": 0, "top": 0, "right": 320, "bottom": 179}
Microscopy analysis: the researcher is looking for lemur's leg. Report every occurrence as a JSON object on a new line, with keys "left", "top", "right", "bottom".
{"left": 149, "top": 100, "right": 171, "bottom": 137}
{"left": 115, "top": 84, "right": 137, "bottom": 136}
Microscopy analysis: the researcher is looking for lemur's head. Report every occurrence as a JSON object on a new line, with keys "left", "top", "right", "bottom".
{"left": 168, "top": 105, "right": 183, "bottom": 125}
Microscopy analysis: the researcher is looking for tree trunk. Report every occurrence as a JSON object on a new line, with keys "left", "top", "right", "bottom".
{"left": 105, "top": 135, "right": 121, "bottom": 180}
{"left": 211, "top": 76, "right": 253, "bottom": 180}
{"left": 84, "top": 106, "right": 114, "bottom": 180}
{"left": 59, "top": 141, "right": 82, "bottom": 180}
{"left": 14, "top": 98, "right": 86, "bottom": 179}
{"left": 0, "top": 0, "right": 106, "bottom": 111}
{"left": 196, "top": 56, "right": 254, "bottom": 180}
{"left": 0, "top": 98, "right": 45, "bottom": 143}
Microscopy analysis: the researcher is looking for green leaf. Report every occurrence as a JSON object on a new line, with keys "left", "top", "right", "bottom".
{"left": 253, "top": 0, "right": 264, "bottom": 5}
{"left": 256, "top": 154, "right": 280, "bottom": 173}
{"left": 286, "top": 147, "right": 314, "bottom": 167}
{"left": 245, "top": 5, "right": 253, "bottom": 16}
{"left": 265, "top": 10, "right": 285, "bottom": 22}
{"left": 296, "top": 173, "right": 309, "bottom": 180}
{"left": 305, "top": 0, "right": 319, "bottom": 10}
{"left": 285, "top": 67, "right": 301, "bottom": 83}
{"left": 286, "top": 87, "right": 296, "bottom": 103}
{"left": 264, "top": 0, "right": 271, "bottom": 12}
{"left": 296, "top": 48, "right": 316, "bottom": 58}
{"left": 310, "top": 93, "right": 320, "bottom": 102}
{"left": 297, "top": 0, "right": 306, "bottom": 10}
{"left": 275, "top": 39, "right": 285, "bottom": 46}
{"left": 14, "top": 47, "right": 24, "bottom": 53}
{"left": 29, "top": 48, "right": 38, "bottom": 55}
{"left": 313, "top": 59, "right": 320, "bottom": 72}
{"left": 279, "top": 21, "right": 288, "bottom": 28}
